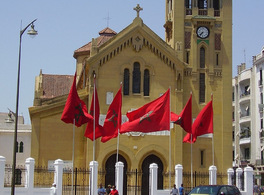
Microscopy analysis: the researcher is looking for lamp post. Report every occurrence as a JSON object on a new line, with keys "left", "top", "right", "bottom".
{"left": 11, "top": 19, "right": 38, "bottom": 195}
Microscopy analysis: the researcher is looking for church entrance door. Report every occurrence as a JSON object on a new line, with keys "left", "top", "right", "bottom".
{"left": 105, "top": 154, "right": 127, "bottom": 195}
{"left": 141, "top": 154, "right": 163, "bottom": 195}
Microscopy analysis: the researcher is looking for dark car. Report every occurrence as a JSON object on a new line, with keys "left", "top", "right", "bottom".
{"left": 188, "top": 185, "right": 241, "bottom": 195}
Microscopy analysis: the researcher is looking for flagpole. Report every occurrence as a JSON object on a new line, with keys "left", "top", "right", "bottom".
{"left": 190, "top": 91, "right": 193, "bottom": 189}
{"left": 191, "top": 134, "right": 193, "bottom": 189}
{"left": 169, "top": 87, "right": 171, "bottom": 191}
{"left": 116, "top": 129, "right": 119, "bottom": 163}
{"left": 211, "top": 93, "right": 214, "bottom": 166}
{"left": 116, "top": 83, "right": 122, "bottom": 164}
{"left": 72, "top": 119, "right": 75, "bottom": 195}
{"left": 212, "top": 134, "right": 214, "bottom": 166}
{"left": 93, "top": 74, "right": 96, "bottom": 162}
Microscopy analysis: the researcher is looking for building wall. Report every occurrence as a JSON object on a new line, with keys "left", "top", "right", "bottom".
{"left": 29, "top": 1, "right": 233, "bottom": 189}
{"left": 232, "top": 47, "right": 264, "bottom": 185}
{"left": 0, "top": 113, "right": 31, "bottom": 165}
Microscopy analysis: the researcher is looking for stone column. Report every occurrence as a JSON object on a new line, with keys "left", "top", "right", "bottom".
{"left": 115, "top": 162, "right": 124, "bottom": 195}
{"left": 236, "top": 167, "right": 243, "bottom": 191}
{"left": 175, "top": 164, "right": 183, "bottom": 189}
{"left": 209, "top": 165, "right": 217, "bottom": 185}
{"left": 149, "top": 163, "right": 158, "bottom": 195}
{"left": 89, "top": 161, "right": 98, "bottom": 195}
{"left": 25, "top": 157, "right": 35, "bottom": 194}
{"left": 227, "top": 168, "right": 234, "bottom": 185}
{"left": 244, "top": 166, "right": 253, "bottom": 194}
{"left": 54, "top": 159, "right": 64, "bottom": 195}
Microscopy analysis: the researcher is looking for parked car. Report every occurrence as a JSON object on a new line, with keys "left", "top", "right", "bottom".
{"left": 188, "top": 185, "right": 241, "bottom": 195}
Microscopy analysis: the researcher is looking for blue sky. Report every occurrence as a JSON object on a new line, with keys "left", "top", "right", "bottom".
{"left": 0, "top": 0, "right": 263, "bottom": 124}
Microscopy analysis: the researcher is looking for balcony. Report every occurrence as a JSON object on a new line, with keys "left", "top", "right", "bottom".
{"left": 259, "top": 104, "right": 264, "bottom": 112}
{"left": 240, "top": 130, "right": 251, "bottom": 139}
{"left": 239, "top": 137, "right": 251, "bottom": 145}
{"left": 240, "top": 160, "right": 250, "bottom": 167}
{"left": 239, "top": 92, "right": 250, "bottom": 103}
{"left": 239, "top": 129, "right": 251, "bottom": 145}
{"left": 256, "top": 159, "right": 264, "bottom": 166}
{"left": 186, "top": 8, "right": 192, "bottom": 15}
{"left": 239, "top": 113, "right": 250, "bottom": 124}
{"left": 259, "top": 80, "right": 263, "bottom": 87}
{"left": 260, "top": 132, "right": 264, "bottom": 139}
{"left": 198, "top": 9, "right": 208, "bottom": 15}
{"left": 214, "top": 10, "right": 220, "bottom": 17}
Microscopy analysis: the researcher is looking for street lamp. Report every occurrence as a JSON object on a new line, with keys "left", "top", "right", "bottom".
{"left": 11, "top": 19, "right": 38, "bottom": 195}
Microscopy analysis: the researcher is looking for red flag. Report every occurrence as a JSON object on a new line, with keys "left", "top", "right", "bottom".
{"left": 101, "top": 87, "right": 122, "bottom": 143}
{"left": 84, "top": 84, "right": 103, "bottom": 140}
{"left": 61, "top": 73, "right": 93, "bottom": 127}
{"left": 170, "top": 112, "right": 179, "bottom": 122}
{"left": 120, "top": 89, "right": 170, "bottom": 134}
{"left": 173, "top": 94, "right": 192, "bottom": 133}
{"left": 183, "top": 100, "right": 213, "bottom": 143}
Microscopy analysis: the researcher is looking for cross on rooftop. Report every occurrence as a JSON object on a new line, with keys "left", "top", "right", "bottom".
{"left": 134, "top": 4, "right": 143, "bottom": 17}
{"left": 104, "top": 12, "right": 111, "bottom": 27}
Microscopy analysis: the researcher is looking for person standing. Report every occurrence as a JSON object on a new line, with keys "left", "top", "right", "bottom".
{"left": 179, "top": 184, "right": 184, "bottom": 195}
{"left": 98, "top": 183, "right": 106, "bottom": 195}
{"left": 109, "top": 185, "right": 119, "bottom": 195}
{"left": 106, "top": 184, "right": 112, "bottom": 195}
{"left": 170, "top": 184, "right": 179, "bottom": 195}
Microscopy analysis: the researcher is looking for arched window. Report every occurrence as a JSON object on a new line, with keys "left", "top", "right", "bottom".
{"left": 19, "top": 141, "right": 24, "bottom": 153}
{"left": 123, "top": 69, "right": 130, "bottom": 95}
{"left": 213, "top": 0, "right": 220, "bottom": 10}
{"left": 133, "top": 62, "right": 141, "bottom": 93}
{"left": 168, "top": 0, "right": 172, "bottom": 12}
{"left": 200, "top": 47, "right": 205, "bottom": 68}
{"left": 198, "top": 0, "right": 207, "bottom": 9}
{"left": 199, "top": 73, "right": 205, "bottom": 103}
{"left": 185, "top": 0, "right": 192, "bottom": 8}
{"left": 144, "top": 69, "right": 150, "bottom": 96}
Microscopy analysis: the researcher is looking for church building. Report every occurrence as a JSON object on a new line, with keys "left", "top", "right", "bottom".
{"left": 29, "top": 1, "right": 232, "bottom": 194}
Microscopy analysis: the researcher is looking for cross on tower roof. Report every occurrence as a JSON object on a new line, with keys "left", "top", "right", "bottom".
{"left": 134, "top": 4, "right": 143, "bottom": 17}
{"left": 104, "top": 12, "right": 111, "bottom": 27}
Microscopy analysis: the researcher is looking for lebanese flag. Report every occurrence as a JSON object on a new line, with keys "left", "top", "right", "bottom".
{"left": 84, "top": 84, "right": 103, "bottom": 140}
{"left": 183, "top": 100, "right": 213, "bottom": 143}
{"left": 120, "top": 89, "right": 170, "bottom": 134}
{"left": 101, "top": 87, "right": 122, "bottom": 143}
{"left": 61, "top": 73, "right": 93, "bottom": 127}
{"left": 172, "top": 94, "right": 192, "bottom": 133}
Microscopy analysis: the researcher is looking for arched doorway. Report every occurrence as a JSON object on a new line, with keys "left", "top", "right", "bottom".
{"left": 141, "top": 154, "right": 164, "bottom": 195}
{"left": 105, "top": 154, "right": 128, "bottom": 195}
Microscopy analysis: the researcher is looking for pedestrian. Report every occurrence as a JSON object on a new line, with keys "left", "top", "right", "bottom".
{"left": 106, "top": 184, "right": 112, "bottom": 195}
{"left": 50, "top": 183, "right": 57, "bottom": 195}
{"left": 98, "top": 183, "right": 106, "bottom": 195}
{"left": 254, "top": 183, "right": 259, "bottom": 195}
{"left": 179, "top": 184, "right": 184, "bottom": 195}
{"left": 170, "top": 184, "right": 179, "bottom": 195}
{"left": 109, "top": 185, "right": 119, "bottom": 195}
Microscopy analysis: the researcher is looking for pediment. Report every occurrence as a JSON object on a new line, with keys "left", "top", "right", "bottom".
{"left": 86, "top": 17, "right": 185, "bottom": 70}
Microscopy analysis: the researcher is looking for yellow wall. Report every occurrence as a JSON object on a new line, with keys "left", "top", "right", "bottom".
{"left": 30, "top": 0, "right": 232, "bottom": 188}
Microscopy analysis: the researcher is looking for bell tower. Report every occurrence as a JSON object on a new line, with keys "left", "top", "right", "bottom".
{"left": 165, "top": 0, "right": 233, "bottom": 172}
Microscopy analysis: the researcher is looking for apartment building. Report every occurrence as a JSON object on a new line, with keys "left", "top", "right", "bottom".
{"left": 233, "top": 47, "right": 264, "bottom": 184}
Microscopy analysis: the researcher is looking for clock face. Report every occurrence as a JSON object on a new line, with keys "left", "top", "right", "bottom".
{"left": 197, "top": 26, "right": 210, "bottom": 39}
